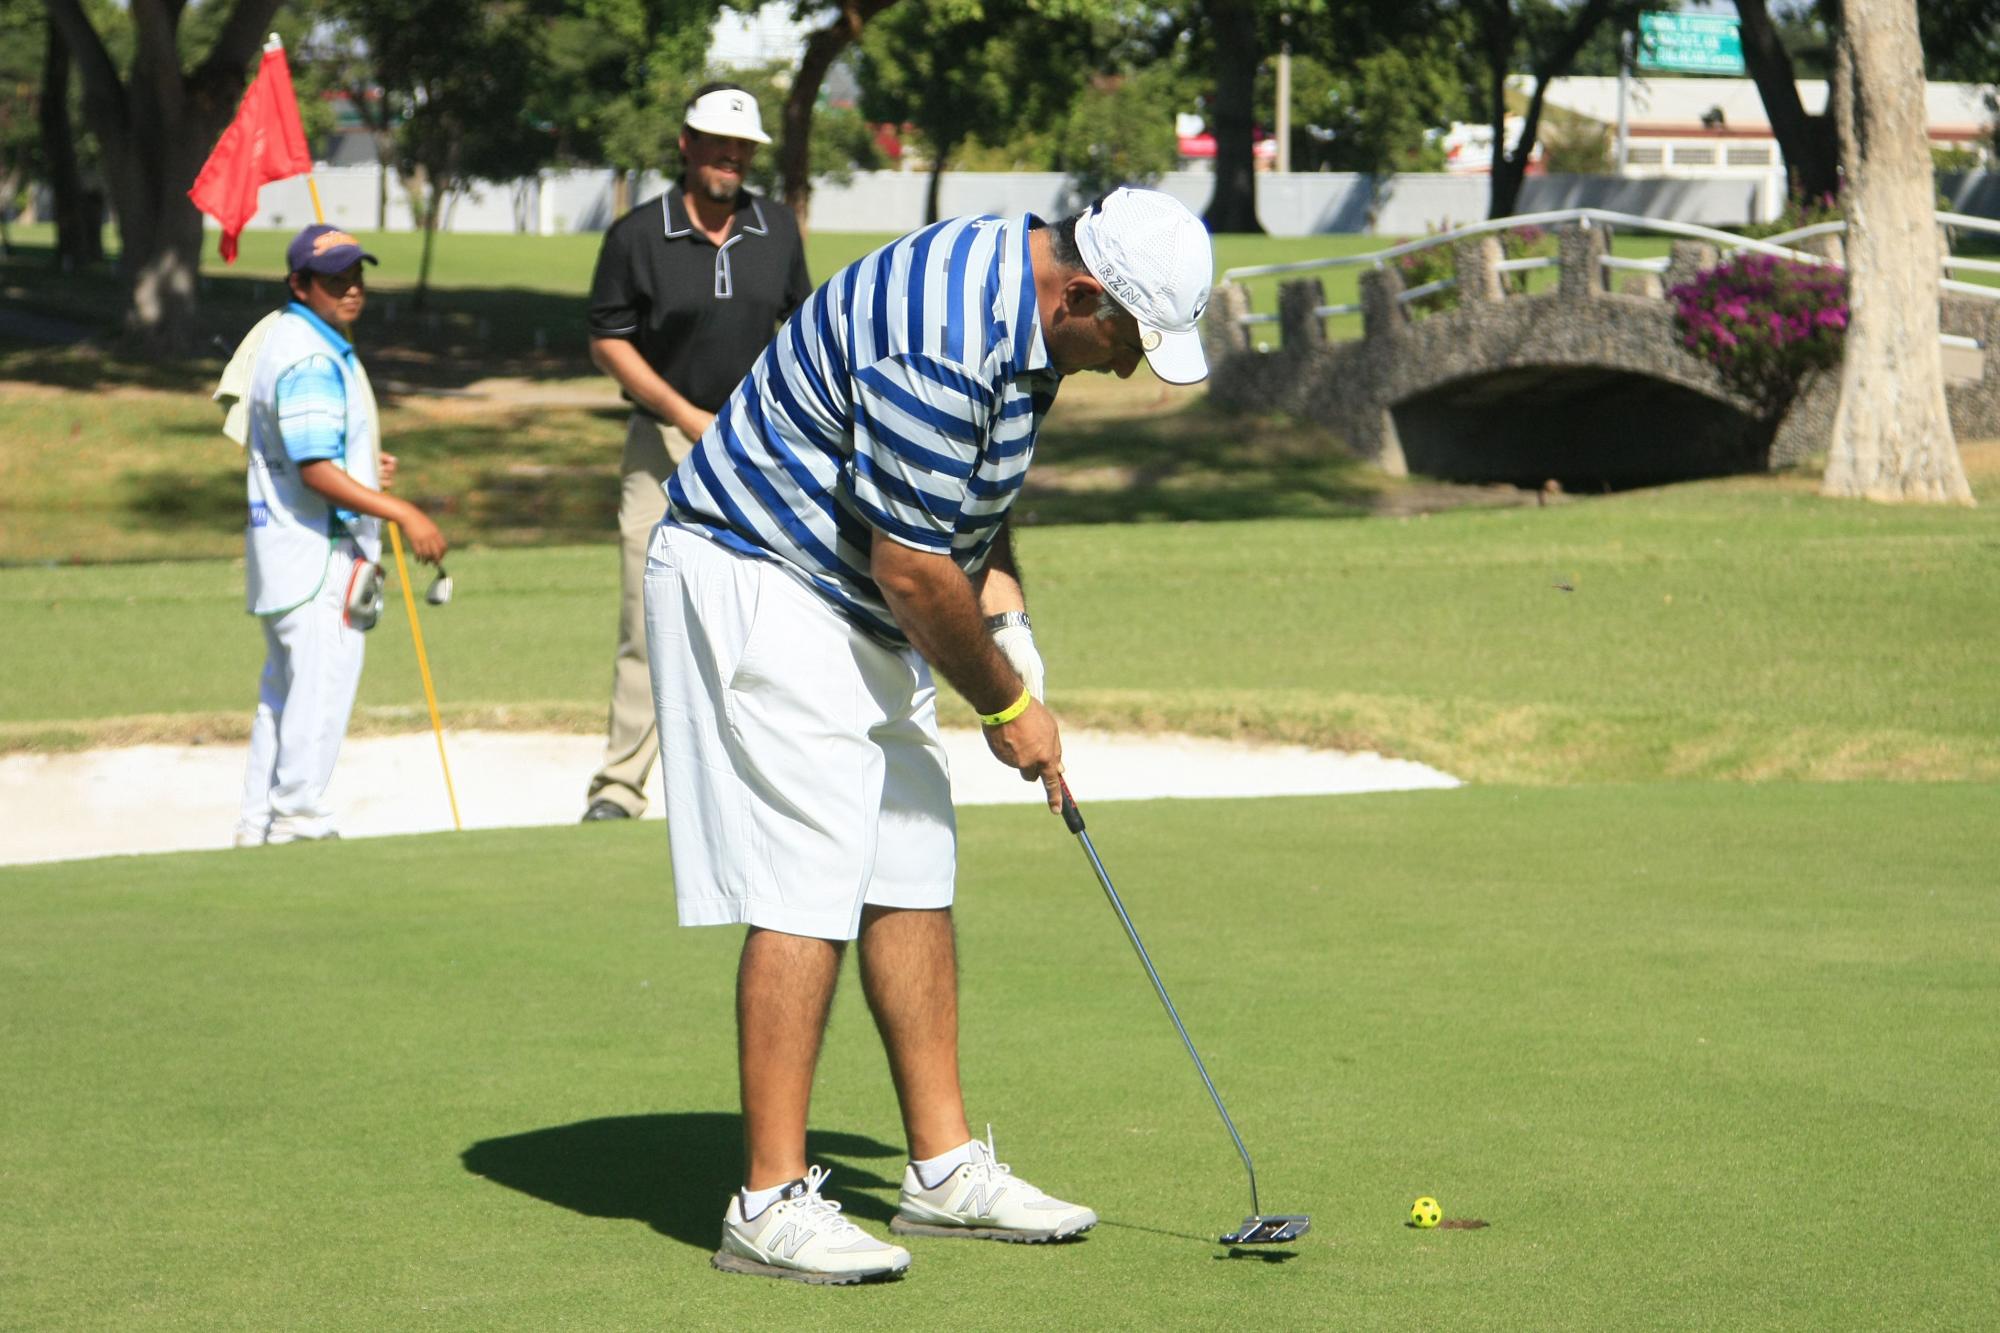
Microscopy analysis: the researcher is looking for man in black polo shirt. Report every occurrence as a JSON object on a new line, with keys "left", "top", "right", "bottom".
{"left": 581, "top": 83, "right": 812, "bottom": 822}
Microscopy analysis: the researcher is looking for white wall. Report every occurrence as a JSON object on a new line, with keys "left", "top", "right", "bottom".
{"left": 214, "top": 167, "right": 1996, "bottom": 240}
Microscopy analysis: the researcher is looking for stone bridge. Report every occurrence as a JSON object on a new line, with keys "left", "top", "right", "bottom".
{"left": 1200, "top": 216, "right": 2000, "bottom": 489}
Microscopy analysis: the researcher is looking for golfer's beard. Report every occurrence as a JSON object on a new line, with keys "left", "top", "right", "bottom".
{"left": 699, "top": 173, "right": 740, "bottom": 204}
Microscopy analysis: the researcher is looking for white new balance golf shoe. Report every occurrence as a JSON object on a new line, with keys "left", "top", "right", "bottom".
{"left": 891, "top": 1128, "right": 1097, "bottom": 1242}
{"left": 712, "top": 1165, "right": 911, "bottom": 1285}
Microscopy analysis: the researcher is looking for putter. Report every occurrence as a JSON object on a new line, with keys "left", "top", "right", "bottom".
{"left": 1058, "top": 781, "right": 1310, "bottom": 1246}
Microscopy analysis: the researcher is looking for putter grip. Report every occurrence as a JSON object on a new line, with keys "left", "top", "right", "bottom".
{"left": 1059, "top": 781, "right": 1085, "bottom": 834}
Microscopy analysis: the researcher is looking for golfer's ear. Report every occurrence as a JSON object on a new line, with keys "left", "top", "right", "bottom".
{"left": 1062, "top": 274, "right": 1104, "bottom": 314}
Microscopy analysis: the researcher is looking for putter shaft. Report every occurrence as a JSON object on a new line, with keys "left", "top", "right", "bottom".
{"left": 1060, "top": 784, "right": 1263, "bottom": 1220}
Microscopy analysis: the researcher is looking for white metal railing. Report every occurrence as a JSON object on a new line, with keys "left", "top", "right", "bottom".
{"left": 1224, "top": 206, "right": 2000, "bottom": 335}
{"left": 1220, "top": 207, "right": 1829, "bottom": 285}
{"left": 1602, "top": 255, "right": 1671, "bottom": 274}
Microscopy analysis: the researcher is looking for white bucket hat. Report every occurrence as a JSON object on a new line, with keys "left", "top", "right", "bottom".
{"left": 684, "top": 87, "right": 772, "bottom": 145}
{"left": 1073, "top": 188, "right": 1215, "bottom": 384}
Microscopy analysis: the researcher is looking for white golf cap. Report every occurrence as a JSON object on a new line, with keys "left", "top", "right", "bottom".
{"left": 684, "top": 87, "right": 772, "bottom": 145}
{"left": 1073, "top": 187, "right": 1215, "bottom": 384}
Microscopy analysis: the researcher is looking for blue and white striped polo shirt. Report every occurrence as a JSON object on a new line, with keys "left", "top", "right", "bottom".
{"left": 664, "top": 213, "right": 1060, "bottom": 645}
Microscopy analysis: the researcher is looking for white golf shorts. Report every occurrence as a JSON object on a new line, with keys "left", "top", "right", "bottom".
{"left": 643, "top": 522, "right": 957, "bottom": 941}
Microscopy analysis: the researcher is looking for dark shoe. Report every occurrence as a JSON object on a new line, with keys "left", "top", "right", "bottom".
{"left": 582, "top": 800, "right": 632, "bottom": 823}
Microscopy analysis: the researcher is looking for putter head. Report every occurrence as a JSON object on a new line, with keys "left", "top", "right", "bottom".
{"left": 425, "top": 569, "right": 454, "bottom": 606}
{"left": 1222, "top": 1214, "right": 1311, "bottom": 1245}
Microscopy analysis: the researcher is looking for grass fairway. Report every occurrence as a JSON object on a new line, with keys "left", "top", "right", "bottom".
{"left": 3, "top": 785, "right": 1996, "bottom": 1329}
{"left": 6, "top": 467, "right": 1998, "bottom": 782}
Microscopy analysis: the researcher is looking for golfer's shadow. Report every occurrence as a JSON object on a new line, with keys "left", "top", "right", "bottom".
{"left": 461, "top": 1112, "right": 902, "bottom": 1251}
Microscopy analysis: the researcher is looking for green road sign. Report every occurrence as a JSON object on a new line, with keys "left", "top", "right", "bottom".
{"left": 1637, "top": 11, "right": 1745, "bottom": 76}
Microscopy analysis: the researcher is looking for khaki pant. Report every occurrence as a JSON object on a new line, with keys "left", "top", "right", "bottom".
{"left": 586, "top": 413, "right": 696, "bottom": 816}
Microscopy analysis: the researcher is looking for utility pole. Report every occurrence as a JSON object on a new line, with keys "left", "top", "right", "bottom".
{"left": 1615, "top": 28, "right": 1632, "bottom": 174}
{"left": 1275, "top": 9, "right": 1292, "bottom": 174}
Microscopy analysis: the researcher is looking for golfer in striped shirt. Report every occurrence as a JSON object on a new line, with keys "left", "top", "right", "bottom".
{"left": 643, "top": 188, "right": 1213, "bottom": 1284}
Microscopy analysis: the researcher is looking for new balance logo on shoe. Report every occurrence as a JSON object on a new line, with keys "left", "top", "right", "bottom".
{"left": 959, "top": 1182, "right": 1008, "bottom": 1217}
{"left": 764, "top": 1223, "right": 812, "bottom": 1260}
{"left": 713, "top": 1165, "right": 911, "bottom": 1285}
{"left": 891, "top": 1128, "right": 1097, "bottom": 1243}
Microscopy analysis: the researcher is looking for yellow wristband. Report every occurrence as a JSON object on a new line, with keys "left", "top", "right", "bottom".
{"left": 979, "top": 686, "right": 1033, "bottom": 728}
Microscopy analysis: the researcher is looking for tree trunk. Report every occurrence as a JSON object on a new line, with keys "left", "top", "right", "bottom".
{"left": 1820, "top": 0, "right": 1973, "bottom": 504}
{"left": 781, "top": 0, "right": 898, "bottom": 234}
{"left": 40, "top": 20, "right": 102, "bottom": 271}
{"left": 1203, "top": 0, "right": 1262, "bottom": 233}
{"left": 1737, "top": 0, "right": 1841, "bottom": 203}
{"left": 44, "top": 0, "right": 285, "bottom": 355}
{"left": 415, "top": 176, "right": 445, "bottom": 311}
{"left": 924, "top": 146, "right": 947, "bottom": 226}
{"left": 375, "top": 133, "right": 394, "bottom": 230}
{"left": 1486, "top": 0, "right": 1614, "bottom": 219}
{"left": 1479, "top": 2, "right": 1516, "bottom": 219}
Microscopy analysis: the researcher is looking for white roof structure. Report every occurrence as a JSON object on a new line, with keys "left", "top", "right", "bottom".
{"left": 1519, "top": 75, "right": 1996, "bottom": 140}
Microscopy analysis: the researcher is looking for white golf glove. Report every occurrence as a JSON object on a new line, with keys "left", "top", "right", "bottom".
{"left": 986, "top": 611, "right": 1044, "bottom": 702}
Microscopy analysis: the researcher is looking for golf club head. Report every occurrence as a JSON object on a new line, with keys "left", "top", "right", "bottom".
{"left": 425, "top": 568, "right": 453, "bottom": 606}
{"left": 1221, "top": 1214, "right": 1311, "bottom": 1245}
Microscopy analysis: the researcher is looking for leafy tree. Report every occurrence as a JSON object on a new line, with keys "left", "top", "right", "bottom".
{"left": 524, "top": 0, "right": 717, "bottom": 213}
{"left": 1539, "top": 111, "right": 1612, "bottom": 173}
{"left": 44, "top": 0, "right": 286, "bottom": 352}
{"left": 1275, "top": 43, "right": 1464, "bottom": 176}
{"left": 856, "top": 0, "right": 1097, "bottom": 224}
{"left": 720, "top": 60, "right": 881, "bottom": 196}
{"left": 318, "top": 0, "right": 562, "bottom": 307}
{"left": 1915, "top": 0, "right": 2000, "bottom": 83}
{"left": 1738, "top": 0, "right": 1839, "bottom": 202}
{"left": 1055, "top": 66, "right": 1186, "bottom": 199}
{"left": 1450, "top": 0, "right": 1643, "bottom": 217}
{"left": 1, "top": 0, "right": 47, "bottom": 254}
{"left": 776, "top": 0, "right": 901, "bottom": 229}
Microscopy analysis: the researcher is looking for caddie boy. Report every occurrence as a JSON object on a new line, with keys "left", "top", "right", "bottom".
{"left": 232, "top": 223, "right": 447, "bottom": 847}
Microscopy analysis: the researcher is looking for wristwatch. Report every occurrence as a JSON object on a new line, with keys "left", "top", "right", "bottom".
{"left": 984, "top": 611, "right": 1032, "bottom": 632}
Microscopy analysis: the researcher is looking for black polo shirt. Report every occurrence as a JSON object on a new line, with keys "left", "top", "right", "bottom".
{"left": 587, "top": 184, "right": 812, "bottom": 414}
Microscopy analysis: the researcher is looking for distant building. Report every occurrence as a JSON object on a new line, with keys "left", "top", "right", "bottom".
{"left": 1174, "top": 114, "right": 1277, "bottom": 173}
{"left": 1522, "top": 75, "right": 1996, "bottom": 178}
{"left": 1433, "top": 117, "right": 1541, "bottom": 175}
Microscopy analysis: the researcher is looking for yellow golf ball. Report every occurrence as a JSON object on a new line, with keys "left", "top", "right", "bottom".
{"left": 1410, "top": 1196, "right": 1442, "bottom": 1228}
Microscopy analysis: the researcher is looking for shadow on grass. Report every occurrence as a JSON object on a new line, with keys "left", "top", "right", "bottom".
{"left": 111, "top": 408, "right": 626, "bottom": 547}
{"left": 125, "top": 467, "right": 243, "bottom": 529}
{"left": 461, "top": 1112, "right": 902, "bottom": 1251}
{"left": 1019, "top": 399, "right": 1533, "bottom": 525}
{"left": 1, "top": 240, "right": 595, "bottom": 393}
{"left": 1217, "top": 1246, "right": 1302, "bottom": 1263}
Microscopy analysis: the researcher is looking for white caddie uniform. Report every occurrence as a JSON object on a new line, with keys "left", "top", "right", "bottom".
{"left": 645, "top": 212, "right": 1058, "bottom": 941}
{"left": 234, "top": 306, "right": 383, "bottom": 845}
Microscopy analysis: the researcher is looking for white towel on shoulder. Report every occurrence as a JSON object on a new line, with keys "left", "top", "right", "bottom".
{"left": 213, "top": 310, "right": 287, "bottom": 446}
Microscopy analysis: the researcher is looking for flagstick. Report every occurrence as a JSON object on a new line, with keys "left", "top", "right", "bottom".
{"left": 297, "top": 129, "right": 463, "bottom": 833}
{"left": 387, "top": 522, "right": 464, "bottom": 832}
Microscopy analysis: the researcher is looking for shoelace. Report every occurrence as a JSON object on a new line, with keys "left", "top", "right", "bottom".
{"left": 965, "top": 1125, "right": 1045, "bottom": 1199}
{"left": 793, "top": 1164, "right": 861, "bottom": 1235}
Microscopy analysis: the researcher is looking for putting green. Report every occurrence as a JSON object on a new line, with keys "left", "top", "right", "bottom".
{"left": 3, "top": 784, "right": 1995, "bottom": 1328}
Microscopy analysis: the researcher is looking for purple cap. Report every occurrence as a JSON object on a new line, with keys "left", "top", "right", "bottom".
{"left": 286, "top": 224, "right": 379, "bottom": 275}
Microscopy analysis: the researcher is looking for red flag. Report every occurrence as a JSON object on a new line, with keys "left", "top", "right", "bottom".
{"left": 187, "top": 44, "right": 314, "bottom": 264}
